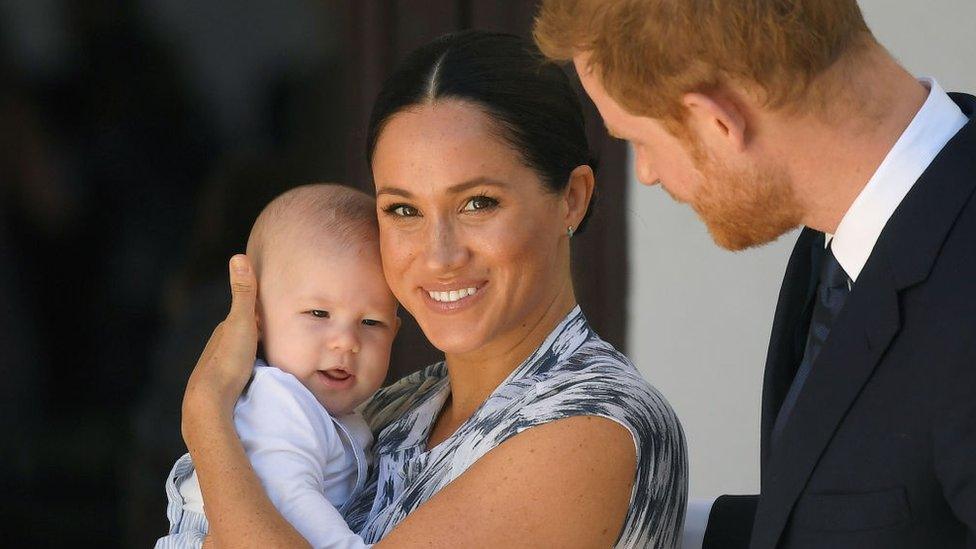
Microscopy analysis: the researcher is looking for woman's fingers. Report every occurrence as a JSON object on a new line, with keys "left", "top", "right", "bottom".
{"left": 228, "top": 254, "right": 257, "bottom": 322}
{"left": 182, "top": 255, "right": 260, "bottom": 427}
{"left": 222, "top": 254, "right": 259, "bottom": 375}
{"left": 214, "top": 254, "right": 259, "bottom": 389}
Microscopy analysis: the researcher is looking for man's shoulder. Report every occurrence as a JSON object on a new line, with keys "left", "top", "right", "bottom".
{"left": 916, "top": 185, "right": 976, "bottom": 296}
{"left": 913, "top": 126, "right": 976, "bottom": 289}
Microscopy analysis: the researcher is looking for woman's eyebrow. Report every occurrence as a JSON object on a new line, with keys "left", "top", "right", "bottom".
{"left": 376, "top": 177, "right": 508, "bottom": 199}
{"left": 375, "top": 186, "right": 413, "bottom": 199}
{"left": 447, "top": 177, "right": 508, "bottom": 194}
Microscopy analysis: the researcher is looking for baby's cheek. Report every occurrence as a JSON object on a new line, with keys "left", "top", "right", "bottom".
{"left": 360, "top": 346, "right": 391, "bottom": 388}
{"left": 266, "top": 334, "right": 317, "bottom": 377}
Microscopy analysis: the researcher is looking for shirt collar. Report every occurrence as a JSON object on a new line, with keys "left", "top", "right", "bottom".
{"left": 830, "top": 77, "right": 968, "bottom": 281}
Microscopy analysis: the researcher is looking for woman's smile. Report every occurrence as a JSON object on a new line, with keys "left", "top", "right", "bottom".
{"left": 372, "top": 101, "right": 576, "bottom": 357}
{"left": 420, "top": 281, "right": 488, "bottom": 312}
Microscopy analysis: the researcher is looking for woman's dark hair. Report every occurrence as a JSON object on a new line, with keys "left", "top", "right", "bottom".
{"left": 366, "top": 30, "right": 598, "bottom": 233}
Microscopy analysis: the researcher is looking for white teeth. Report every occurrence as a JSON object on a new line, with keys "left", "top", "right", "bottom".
{"left": 427, "top": 286, "right": 479, "bottom": 303}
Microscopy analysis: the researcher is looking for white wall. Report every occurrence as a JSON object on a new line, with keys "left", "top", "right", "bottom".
{"left": 626, "top": 0, "right": 976, "bottom": 500}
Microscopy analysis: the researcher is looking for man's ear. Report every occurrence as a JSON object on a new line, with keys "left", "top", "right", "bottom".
{"left": 681, "top": 91, "right": 748, "bottom": 152}
{"left": 563, "top": 164, "right": 595, "bottom": 233}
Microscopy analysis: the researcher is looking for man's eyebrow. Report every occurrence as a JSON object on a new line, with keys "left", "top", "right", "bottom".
{"left": 375, "top": 177, "right": 508, "bottom": 199}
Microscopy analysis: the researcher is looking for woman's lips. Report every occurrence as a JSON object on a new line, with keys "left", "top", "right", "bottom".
{"left": 419, "top": 281, "right": 487, "bottom": 313}
{"left": 426, "top": 286, "right": 479, "bottom": 303}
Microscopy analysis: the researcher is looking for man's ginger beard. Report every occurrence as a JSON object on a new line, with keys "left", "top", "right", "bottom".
{"left": 673, "top": 136, "right": 803, "bottom": 251}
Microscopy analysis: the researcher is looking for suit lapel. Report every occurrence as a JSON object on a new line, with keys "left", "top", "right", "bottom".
{"left": 750, "top": 93, "right": 976, "bottom": 549}
{"left": 759, "top": 228, "right": 823, "bottom": 466}
{"left": 751, "top": 257, "right": 901, "bottom": 549}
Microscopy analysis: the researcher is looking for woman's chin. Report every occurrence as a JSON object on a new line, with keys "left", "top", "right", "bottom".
{"left": 421, "top": 326, "right": 486, "bottom": 357}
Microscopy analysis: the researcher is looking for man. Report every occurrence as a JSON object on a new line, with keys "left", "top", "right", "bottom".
{"left": 535, "top": 1, "right": 976, "bottom": 548}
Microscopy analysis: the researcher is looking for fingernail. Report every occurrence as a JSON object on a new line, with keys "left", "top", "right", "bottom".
{"left": 231, "top": 256, "right": 248, "bottom": 273}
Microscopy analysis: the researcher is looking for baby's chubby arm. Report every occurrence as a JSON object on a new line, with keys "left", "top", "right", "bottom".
{"left": 235, "top": 366, "right": 370, "bottom": 549}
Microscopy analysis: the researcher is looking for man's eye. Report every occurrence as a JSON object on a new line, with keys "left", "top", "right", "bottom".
{"left": 308, "top": 310, "right": 329, "bottom": 318}
{"left": 461, "top": 196, "right": 498, "bottom": 212}
{"left": 384, "top": 204, "right": 419, "bottom": 217}
{"left": 362, "top": 318, "right": 384, "bottom": 327}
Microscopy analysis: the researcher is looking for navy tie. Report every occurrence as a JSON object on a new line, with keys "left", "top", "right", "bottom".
{"left": 772, "top": 243, "right": 851, "bottom": 446}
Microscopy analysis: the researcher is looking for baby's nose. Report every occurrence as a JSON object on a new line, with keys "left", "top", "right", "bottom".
{"left": 329, "top": 325, "right": 361, "bottom": 354}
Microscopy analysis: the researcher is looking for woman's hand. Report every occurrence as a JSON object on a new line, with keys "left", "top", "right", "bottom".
{"left": 182, "top": 254, "right": 259, "bottom": 445}
{"left": 176, "top": 255, "right": 310, "bottom": 548}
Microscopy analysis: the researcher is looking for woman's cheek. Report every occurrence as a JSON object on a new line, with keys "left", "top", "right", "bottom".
{"left": 479, "top": 217, "right": 531, "bottom": 261}
{"left": 380, "top": 229, "right": 408, "bottom": 276}
{"left": 387, "top": 225, "right": 422, "bottom": 256}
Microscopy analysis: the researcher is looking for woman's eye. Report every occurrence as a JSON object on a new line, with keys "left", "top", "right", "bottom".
{"left": 461, "top": 195, "right": 498, "bottom": 212}
{"left": 362, "top": 318, "right": 383, "bottom": 327}
{"left": 308, "top": 310, "right": 329, "bottom": 318}
{"left": 384, "top": 204, "right": 419, "bottom": 217}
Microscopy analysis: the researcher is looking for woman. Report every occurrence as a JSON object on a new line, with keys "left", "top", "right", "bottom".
{"left": 182, "top": 31, "right": 686, "bottom": 548}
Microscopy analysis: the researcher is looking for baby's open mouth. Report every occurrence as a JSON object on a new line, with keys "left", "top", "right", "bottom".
{"left": 320, "top": 368, "right": 352, "bottom": 381}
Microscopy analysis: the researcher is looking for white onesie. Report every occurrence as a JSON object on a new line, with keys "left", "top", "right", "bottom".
{"left": 156, "top": 361, "right": 373, "bottom": 549}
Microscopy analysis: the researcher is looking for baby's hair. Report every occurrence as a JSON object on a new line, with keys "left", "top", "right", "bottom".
{"left": 246, "top": 183, "right": 378, "bottom": 277}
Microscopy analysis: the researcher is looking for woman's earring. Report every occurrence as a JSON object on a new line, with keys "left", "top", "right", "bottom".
{"left": 567, "top": 225, "right": 575, "bottom": 238}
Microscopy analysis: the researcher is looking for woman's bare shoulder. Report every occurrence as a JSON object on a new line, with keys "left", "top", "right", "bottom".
{"left": 377, "top": 414, "right": 636, "bottom": 548}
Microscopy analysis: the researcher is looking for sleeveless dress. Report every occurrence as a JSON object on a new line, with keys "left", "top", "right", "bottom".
{"left": 344, "top": 306, "right": 687, "bottom": 548}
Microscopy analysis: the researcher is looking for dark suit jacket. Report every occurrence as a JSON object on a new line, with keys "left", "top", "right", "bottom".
{"left": 704, "top": 93, "right": 976, "bottom": 549}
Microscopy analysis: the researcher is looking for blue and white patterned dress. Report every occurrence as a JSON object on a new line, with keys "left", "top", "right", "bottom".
{"left": 344, "top": 306, "right": 687, "bottom": 548}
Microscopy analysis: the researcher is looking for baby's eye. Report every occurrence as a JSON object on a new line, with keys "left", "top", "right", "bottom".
{"left": 383, "top": 204, "right": 419, "bottom": 217}
{"left": 461, "top": 195, "right": 498, "bottom": 212}
{"left": 361, "top": 318, "right": 384, "bottom": 327}
{"left": 307, "top": 310, "right": 329, "bottom": 318}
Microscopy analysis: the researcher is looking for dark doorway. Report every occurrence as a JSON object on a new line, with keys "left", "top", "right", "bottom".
{"left": 0, "top": 1, "right": 627, "bottom": 545}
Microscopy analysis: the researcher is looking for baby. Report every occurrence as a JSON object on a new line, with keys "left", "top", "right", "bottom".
{"left": 156, "top": 184, "right": 399, "bottom": 548}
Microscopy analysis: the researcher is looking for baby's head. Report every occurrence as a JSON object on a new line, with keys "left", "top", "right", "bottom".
{"left": 246, "top": 183, "right": 398, "bottom": 416}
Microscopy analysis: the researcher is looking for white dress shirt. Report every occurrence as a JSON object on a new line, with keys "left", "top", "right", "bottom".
{"left": 830, "top": 78, "right": 968, "bottom": 280}
{"left": 684, "top": 78, "right": 968, "bottom": 549}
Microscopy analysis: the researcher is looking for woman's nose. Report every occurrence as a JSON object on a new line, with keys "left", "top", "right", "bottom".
{"left": 328, "top": 324, "right": 361, "bottom": 354}
{"left": 424, "top": 219, "right": 468, "bottom": 273}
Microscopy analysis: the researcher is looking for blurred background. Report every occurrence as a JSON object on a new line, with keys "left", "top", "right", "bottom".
{"left": 0, "top": 1, "right": 627, "bottom": 545}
